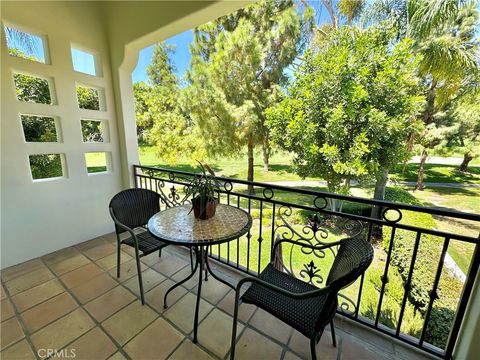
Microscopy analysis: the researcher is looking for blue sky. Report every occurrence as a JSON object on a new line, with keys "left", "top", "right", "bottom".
{"left": 132, "top": 30, "right": 193, "bottom": 83}
{"left": 131, "top": 1, "right": 334, "bottom": 84}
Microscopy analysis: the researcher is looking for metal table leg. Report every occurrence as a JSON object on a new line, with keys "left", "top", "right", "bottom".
{"left": 163, "top": 245, "right": 236, "bottom": 344}
{"left": 193, "top": 246, "right": 205, "bottom": 343}
{"left": 163, "top": 246, "right": 199, "bottom": 309}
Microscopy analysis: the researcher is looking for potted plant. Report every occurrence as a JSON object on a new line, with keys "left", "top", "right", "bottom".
{"left": 185, "top": 162, "right": 221, "bottom": 220}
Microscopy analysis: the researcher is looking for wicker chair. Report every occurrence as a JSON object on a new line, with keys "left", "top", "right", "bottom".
{"left": 230, "top": 236, "right": 374, "bottom": 360}
{"left": 109, "top": 188, "right": 193, "bottom": 304}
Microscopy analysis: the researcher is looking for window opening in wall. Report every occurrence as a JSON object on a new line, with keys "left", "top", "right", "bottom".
{"left": 81, "top": 119, "right": 108, "bottom": 143}
{"left": 4, "top": 25, "right": 47, "bottom": 63}
{"left": 29, "top": 154, "right": 65, "bottom": 180}
{"left": 14, "top": 73, "right": 55, "bottom": 104}
{"left": 21, "top": 115, "right": 60, "bottom": 142}
{"left": 71, "top": 48, "right": 98, "bottom": 76}
{"left": 85, "top": 152, "right": 110, "bottom": 174}
{"left": 76, "top": 84, "right": 105, "bottom": 111}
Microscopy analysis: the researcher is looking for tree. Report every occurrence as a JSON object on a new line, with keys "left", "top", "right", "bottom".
{"left": 267, "top": 25, "right": 424, "bottom": 206}
{"left": 76, "top": 85, "right": 99, "bottom": 110}
{"left": 365, "top": 0, "right": 479, "bottom": 189}
{"left": 185, "top": 0, "right": 314, "bottom": 192}
{"left": 437, "top": 92, "right": 480, "bottom": 171}
{"left": 133, "top": 43, "right": 200, "bottom": 164}
{"left": 14, "top": 73, "right": 51, "bottom": 104}
{"left": 411, "top": 0, "right": 479, "bottom": 189}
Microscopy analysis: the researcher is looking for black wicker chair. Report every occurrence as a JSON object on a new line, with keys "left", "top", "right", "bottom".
{"left": 230, "top": 236, "right": 374, "bottom": 360}
{"left": 109, "top": 188, "right": 193, "bottom": 304}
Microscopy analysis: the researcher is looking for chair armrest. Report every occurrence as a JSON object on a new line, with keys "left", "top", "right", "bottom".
{"left": 109, "top": 207, "right": 139, "bottom": 246}
{"left": 236, "top": 275, "right": 330, "bottom": 300}
{"left": 271, "top": 238, "right": 342, "bottom": 264}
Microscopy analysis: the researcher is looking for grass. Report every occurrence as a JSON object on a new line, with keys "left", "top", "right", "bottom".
{"left": 390, "top": 163, "right": 480, "bottom": 184}
{"left": 140, "top": 145, "right": 480, "bottom": 184}
{"left": 141, "top": 145, "right": 478, "bottom": 274}
{"left": 404, "top": 186, "right": 480, "bottom": 274}
{"left": 139, "top": 146, "right": 318, "bottom": 182}
{"left": 85, "top": 152, "right": 108, "bottom": 173}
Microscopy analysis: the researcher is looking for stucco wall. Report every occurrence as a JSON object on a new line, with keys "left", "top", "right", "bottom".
{"left": 1, "top": 1, "right": 121, "bottom": 268}
{"left": 1, "top": 1, "right": 252, "bottom": 268}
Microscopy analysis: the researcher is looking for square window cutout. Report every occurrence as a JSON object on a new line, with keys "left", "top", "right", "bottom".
{"left": 4, "top": 25, "right": 47, "bottom": 63}
{"left": 76, "top": 84, "right": 105, "bottom": 111}
{"left": 14, "top": 72, "right": 56, "bottom": 104}
{"left": 29, "top": 154, "right": 65, "bottom": 180}
{"left": 81, "top": 119, "right": 109, "bottom": 143}
{"left": 85, "top": 152, "right": 111, "bottom": 174}
{"left": 71, "top": 47, "right": 101, "bottom": 76}
{"left": 21, "top": 114, "right": 60, "bottom": 142}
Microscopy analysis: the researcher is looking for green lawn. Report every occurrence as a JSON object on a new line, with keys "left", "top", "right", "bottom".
{"left": 140, "top": 145, "right": 480, "bottom": 184}
{"left": 140, "top": 146, "right": 478, "bottom": 273}
{"left": 85, "top": 152, "right": 108, "bottom": 173}
{"left": 390, "top": 163, "right": 480, "bottom": 184}
{"left": 139, "top": 146, "right": 318, "bottom": 182}
{"left": 405, "top": 187, "right": 480, "bottom": 274}
{"left": 139, "top": 145, "right": 476, "bottom": 347}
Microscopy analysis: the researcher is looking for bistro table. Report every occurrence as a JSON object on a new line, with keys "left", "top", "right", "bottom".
{"left": 147, "top": 203, "right": 252, "bottom": 342}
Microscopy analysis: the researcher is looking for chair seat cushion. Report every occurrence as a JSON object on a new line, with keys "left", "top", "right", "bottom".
{"left": 122, "top": 230, "right": 167, "bottom": 256}
{"left": 241, "top": 263, "right": 330, "bottom": 338}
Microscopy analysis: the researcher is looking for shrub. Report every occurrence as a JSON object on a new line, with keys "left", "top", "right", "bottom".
{"left": 383, "top": 187, "right": 463, "bottom": 349}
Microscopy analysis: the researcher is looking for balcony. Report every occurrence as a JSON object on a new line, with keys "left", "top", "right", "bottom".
{"left": 2, "top": 233, "right": 437, "bottom": 360}
{"left": 1, "top": 165, "right": 479, "bottom": 360}
{"left": 2, "top": 1, "right": 479, "bottom": 360}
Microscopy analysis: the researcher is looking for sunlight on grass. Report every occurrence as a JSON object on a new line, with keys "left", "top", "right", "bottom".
{"left": 390, "top": 163, "right": 480, "bottom": 184}
{"left": 85, "top": 152, "right": 108, "bottom": 173}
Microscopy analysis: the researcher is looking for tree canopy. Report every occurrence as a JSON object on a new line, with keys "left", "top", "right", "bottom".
{"left": 267, "top": 25, "right": 424, "bottom": 198}
{"left": 184, "top": 0, "right": 314, "bottom": 191}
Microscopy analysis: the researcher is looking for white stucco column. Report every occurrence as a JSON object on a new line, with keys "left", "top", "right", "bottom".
{"left": 453, "top": 262, "right": 480, "bottom": 360}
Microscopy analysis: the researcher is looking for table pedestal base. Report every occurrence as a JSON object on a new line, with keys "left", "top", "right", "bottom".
{"left": 163, "top": 246, "right": 235, "bottom": 343}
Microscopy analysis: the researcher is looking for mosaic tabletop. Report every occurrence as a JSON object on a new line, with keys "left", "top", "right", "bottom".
{"left": 147, "top": 204, "right": 252, "bottom": 246}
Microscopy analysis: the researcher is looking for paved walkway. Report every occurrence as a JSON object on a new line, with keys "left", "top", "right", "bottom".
{"left": 408, "top": 156, "right": 465, "bottom": 165}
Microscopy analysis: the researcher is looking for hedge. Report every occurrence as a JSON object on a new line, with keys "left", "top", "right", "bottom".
{"left": 383, "top": 187, "right": 463, "bottom": 349}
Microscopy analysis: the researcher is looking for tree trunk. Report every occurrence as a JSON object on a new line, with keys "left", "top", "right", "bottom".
{"left": 372, "top": 169, "right": 389, "bottom": 219}
{"left": 321, "top": 0, "right": 338, "bottom": 28}
{"left": 402, "top": 133, "right": 415, "bottom": 174}
{"left": 374, "top": 169, "right": 389, "bottom": 202}
{"left": 262, "top": 142, "right": 270, "bottom": 172}
{"left": 247, "top": 137, "right": 255, "bottom": 195}
{"left": 371, "top": 169, "right": 389, "bottom": 241}
{"left": 459, "top": 152, "right": 473, "bottom": 172}
{"left": 415, "top": 150, "right": 428, "bottom": 190}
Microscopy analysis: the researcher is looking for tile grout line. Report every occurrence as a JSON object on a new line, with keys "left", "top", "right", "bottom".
{"left": 3, "top": 237, "right": 378, "bottom": 360}
{"left": 39, "top": 256, "right": 130, "bottom": 360}
{"left": 0, "top": 275, "right": 42, "bottom": 360}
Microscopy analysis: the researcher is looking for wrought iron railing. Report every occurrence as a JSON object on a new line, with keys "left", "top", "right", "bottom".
{"left": 134, "top": 164, "right": 479, "bottom": 359}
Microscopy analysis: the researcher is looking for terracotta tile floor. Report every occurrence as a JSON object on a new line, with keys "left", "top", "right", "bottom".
{"left": 1, "top": 233, "right": 436, "bottom": 360}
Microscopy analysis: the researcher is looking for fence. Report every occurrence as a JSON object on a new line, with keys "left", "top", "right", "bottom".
{"left": 134, "top": 164, "right": 480, "bottom": 359}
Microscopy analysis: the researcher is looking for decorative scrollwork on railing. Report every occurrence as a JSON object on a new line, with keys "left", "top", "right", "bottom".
{"left": 275, "top": 205, "right": 334, "bottom": 277}
{"left": 382, "top": 207, "right": 403, "bottom": 223}
{"left": 262, "top": 187, "right": 274, "bottom": 200}
{"left": 299, "top": 260, "right": 324, "bottom": 286}
{"left": 341, "top": 218, "right": 364, "bottom": 238}
{"left": 314, "top": 196, "right": 328, "bottom": 210}
{"left": 223, "top": 180, "right": 233, "bottom": 193}
{"left": 168, "top": 185, "right": 181, "bottom": 205}
{"left": 168, "top": 172, "right": 175, "bottom": 182}
{"left": 337, "top": 292, "right": 357, "bottom": 316}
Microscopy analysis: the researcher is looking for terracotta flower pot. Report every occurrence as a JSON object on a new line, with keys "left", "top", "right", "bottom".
{"left": 192, "top": 196, "right": 218, "bottom": 220}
